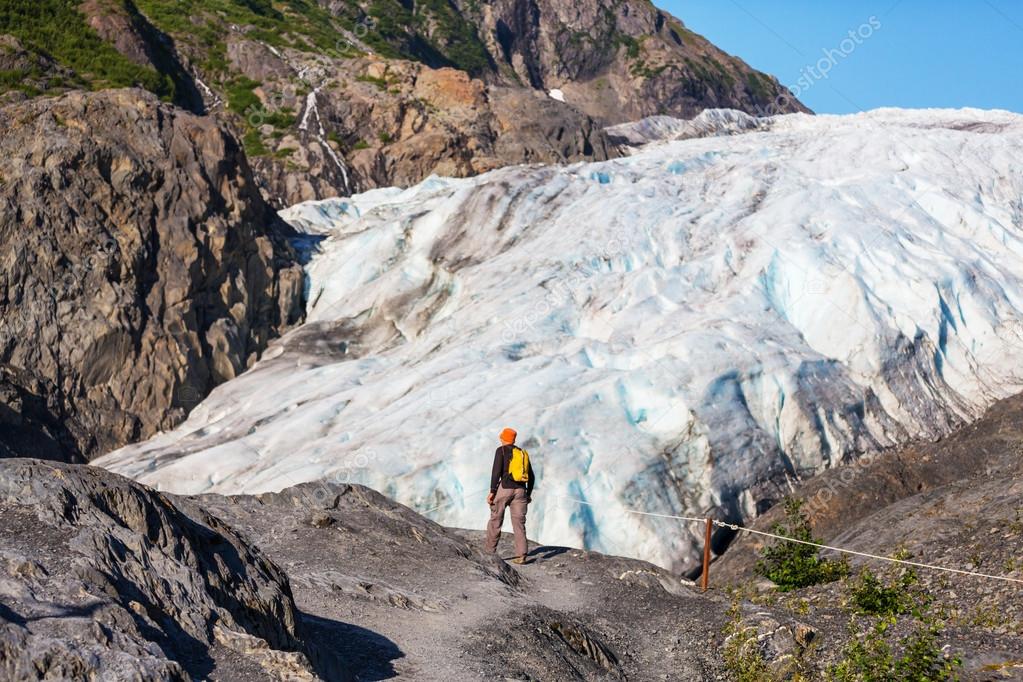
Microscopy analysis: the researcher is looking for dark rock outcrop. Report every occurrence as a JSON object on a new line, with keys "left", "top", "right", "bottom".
{"left": 714, "top": 393, "right": 1023, "bottom": 583}
{"left": 710, "top": 393, "right": 1023, "bottom": 676}
{"left": 0, "top": 89, "right": 305, "bottom": 461}
{"left": 0, "top": 458, "right": 313, "bottom": 680}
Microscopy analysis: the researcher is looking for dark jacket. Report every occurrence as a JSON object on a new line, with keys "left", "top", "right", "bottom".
{"left": 490, "top": 444, "right": 535, "bottom": 495}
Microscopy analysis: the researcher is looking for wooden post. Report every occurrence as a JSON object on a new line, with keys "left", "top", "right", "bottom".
{"left": 701, "top": 517, "right": 713, "bottom": 592}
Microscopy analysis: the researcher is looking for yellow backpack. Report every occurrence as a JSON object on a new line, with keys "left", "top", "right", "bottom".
{"left": 508, "top": 446, "right": 530, "bottom": 483}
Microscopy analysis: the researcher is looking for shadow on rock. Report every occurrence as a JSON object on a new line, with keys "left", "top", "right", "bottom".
{"left": 527, "top": 546, "right": 570, "bottom": 562}
{"left": 301, "top": 611, "right": 403, "bottom": 681}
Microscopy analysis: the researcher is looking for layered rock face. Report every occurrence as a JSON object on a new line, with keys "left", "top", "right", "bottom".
{"left": 0, "top": 458, "right": 315, "bottom": 680}
{"left": 246, "top": 58, "right": 614, "bottom": 206}
{"left": 0, "top": 89, "right": 304, "bottom": 461}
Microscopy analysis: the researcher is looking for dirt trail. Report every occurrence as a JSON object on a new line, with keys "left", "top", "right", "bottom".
{"left": 201, "top": 484, "right": 739, "bottom": 681}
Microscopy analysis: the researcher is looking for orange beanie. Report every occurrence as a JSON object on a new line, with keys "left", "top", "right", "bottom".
{"left": 499, "top": 428, "right": 517, "bottom": 444}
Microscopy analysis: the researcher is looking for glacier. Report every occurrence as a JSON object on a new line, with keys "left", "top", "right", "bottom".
{"left": 95, "top": 108, "right": 1023, "bottom": 572}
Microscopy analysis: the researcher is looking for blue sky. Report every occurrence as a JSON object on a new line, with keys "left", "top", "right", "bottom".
{"left": 659, "top": 0, "right": 1023, "bottom": 114}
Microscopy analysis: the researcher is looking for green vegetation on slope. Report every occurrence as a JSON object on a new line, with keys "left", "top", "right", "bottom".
{"left": 365, "top": 0, "right": 491, "bottom": 74}
{"left": 0, "top": 0, "right": 173, "bottom": 98}
{"left": 755, "top": 497, "right": 850, "bottom": 591}
{"left": 132, "top": 0, "right": 490, "bottom": 76}
{"left": 132, "top": 0, "right": 353, "bottom": 58}
{"left": 0, "top": 0, "right": 494, "bottom": 102}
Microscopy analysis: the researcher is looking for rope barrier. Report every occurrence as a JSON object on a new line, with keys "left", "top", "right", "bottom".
{"left": 421, "top": 490, "right": 1022, "bottom": 586}
{"left": 711, "top": 520, "right": 1023, "bottom": 586}
{"left": 557, "top": 495, "right": 707, "bottom": 524}
{"left": 419, "top": 486, "right": 492, "bottom": 515}
{"left": 555, "top": 495, "right": 1023, "bottom": 586}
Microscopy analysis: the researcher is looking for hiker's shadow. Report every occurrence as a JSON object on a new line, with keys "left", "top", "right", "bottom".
{"left": 527, "top": 546, "right": 570, "bottom": 562}
{"left": 301, "top": 611, "right": 403, "bottom": 681}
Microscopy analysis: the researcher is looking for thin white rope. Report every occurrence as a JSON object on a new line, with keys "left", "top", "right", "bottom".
{"left": 419, "top": 486, "right": 492, "bottom": 515}
{"left": 555, "top": 495, "right": 1023, "bottom": 586}
{"left": 712, "top": 520, "right": 1023, "bottom": 586}
{"left": 557, "top": 495, "right": 707, "bottom": 524}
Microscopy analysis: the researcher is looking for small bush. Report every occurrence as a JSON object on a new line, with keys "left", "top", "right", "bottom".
{"left": 755, "top": 498, "right": 849, "bottom": 591}
{"left": 830, "top": 555, "right": 960, "bottom": 681}
{"left": 828, "top": 615, "right": 961, "bottom": 681}
{"left": 356, "top": 74, "right": 388, "bottom": 90}
{"left": 226, "top": 76, "right": 262, "bottom": 116}
{"left": 722, "top": 602, "right": 773, "bottom": 682}
{"left": 849, "top": 567, "right": 919, "bottom": 617}
{"left": 241, "top": 128, "right": 268, "bottom": 157}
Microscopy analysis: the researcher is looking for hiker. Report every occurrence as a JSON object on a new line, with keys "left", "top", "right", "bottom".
{"left": 485, "top": 427, "right": 535, "bottom": 564}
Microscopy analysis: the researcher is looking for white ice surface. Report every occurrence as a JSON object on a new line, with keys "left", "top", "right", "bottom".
{"left": 96, "top": 108, "right": 1023, "bottom": 571}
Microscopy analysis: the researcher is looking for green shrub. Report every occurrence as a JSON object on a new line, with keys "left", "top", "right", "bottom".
{"left": 226, "top": 76, "right": 262, "bottom": 116}
{"left": 263, "top": 111, "right": 296, "bottom": 129}
{"left": 356, "top": 74, "right": 388, "bottom": 90}
{"left": 828, "top": 615, "right": 961, "bottom": 681}
{"left": 746, "top": 71, "right": 774, "bottom": 103}
{"left": 615, "top": 33, "right": 642, "bottom": 60}
{"left": 722, "top": 602, "right": 773, "bottom": 682}
{"left": 849, "top": 567, "right": 920, "bottom": 617}
{"left": 755, "top": 498, "right": 849, "bottom": 591}
{"left": 241, "top": 128, "right": 268, "bottom": 157}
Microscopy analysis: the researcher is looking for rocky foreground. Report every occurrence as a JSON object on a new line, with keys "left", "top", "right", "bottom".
{"left": 4, "top": 401, "right": 1023, "bottom": 682}
{"left": 0, "top": 457, "right": 748, "bottom": 681}
{"left": 715, "top": 392, "right": 1023, "bottom": 678}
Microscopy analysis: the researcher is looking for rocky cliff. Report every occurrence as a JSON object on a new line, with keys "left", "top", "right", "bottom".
{"left": 0, "top": 89, "right": 304, "bottom": 461}
{"left": 0, "top": 0, "right": 806, "bottom": 206}
{"left": 464, "top": 0, "right": 807, "bottom": 122}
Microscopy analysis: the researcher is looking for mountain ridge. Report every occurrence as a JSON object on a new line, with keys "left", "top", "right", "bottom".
{"left": 0, "top": 0, "right": 807, "bottom": 205}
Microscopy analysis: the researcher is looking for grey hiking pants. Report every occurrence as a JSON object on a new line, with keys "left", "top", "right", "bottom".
{"left": 485, "top": 484, "right": 528, "bottom": 557}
